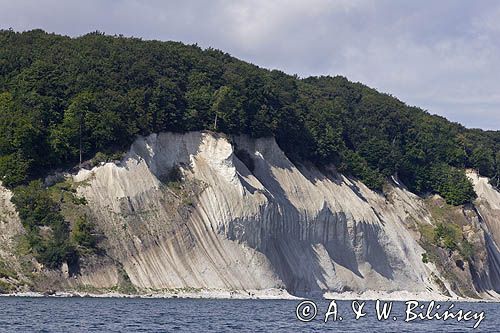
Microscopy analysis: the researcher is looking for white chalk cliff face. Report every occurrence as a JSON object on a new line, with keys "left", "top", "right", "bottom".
{"left": 467, "top": 171, "right": 500, "bottom": 292}
{"left": 65, "top": 131, "right": 499, "bottom": 297}
{"left": 0, "top": 186, "right": 24, "bottom": 273}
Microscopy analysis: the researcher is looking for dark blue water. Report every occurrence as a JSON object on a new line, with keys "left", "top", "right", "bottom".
{"left": 0, "top": 297, "right": 496, "bottom": 332}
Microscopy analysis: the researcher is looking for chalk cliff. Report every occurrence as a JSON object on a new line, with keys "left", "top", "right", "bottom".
{"left": 1, "top": 131, "right": 499, "bottom": 299}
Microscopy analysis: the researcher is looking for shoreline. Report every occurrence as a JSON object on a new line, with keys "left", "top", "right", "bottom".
{"left": 1, "top": 289, "right": 499, "bottom": 303}
{"left": 0, "top": 288, "right": 299, "bottom": 300}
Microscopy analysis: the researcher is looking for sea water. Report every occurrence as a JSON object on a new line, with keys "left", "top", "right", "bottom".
{"left": 0, "top": 297, "right": 497, "bottom": 332}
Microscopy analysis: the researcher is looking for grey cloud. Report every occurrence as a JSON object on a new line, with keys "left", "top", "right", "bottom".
{"left": 0, "top": 0, "right": 499, "bottom": 129}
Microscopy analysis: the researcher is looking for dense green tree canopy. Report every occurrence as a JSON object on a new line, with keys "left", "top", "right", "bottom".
{"left": 0, "top": 29, "right": 498, "bottom": 205}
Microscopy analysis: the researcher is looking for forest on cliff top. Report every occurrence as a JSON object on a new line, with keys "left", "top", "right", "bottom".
{"left": 0, "top": 29, "right": 499, "bottom": 205}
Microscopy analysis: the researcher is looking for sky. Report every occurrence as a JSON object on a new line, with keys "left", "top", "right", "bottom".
{"left": 1, "top": 0, "right": 499, "bottom": 130}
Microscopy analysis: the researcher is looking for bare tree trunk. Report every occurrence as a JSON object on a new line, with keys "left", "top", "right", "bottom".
{"left": 79, "top": 121, "right": 82, "bottom": 167}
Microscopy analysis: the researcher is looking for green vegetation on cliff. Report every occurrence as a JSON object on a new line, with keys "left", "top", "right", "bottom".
{"left": 11, "top": 179, "right": 97, "bottom": 269}
{"left": 11, "top": 180, "right": 76, "bottom": 269}
{"left": 0, "top": 29, "right": 498, "bottom": 205}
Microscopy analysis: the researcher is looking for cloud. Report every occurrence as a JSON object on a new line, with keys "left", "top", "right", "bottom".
{"left": 0, "top": 0, "right": 499, "bottom": 129}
